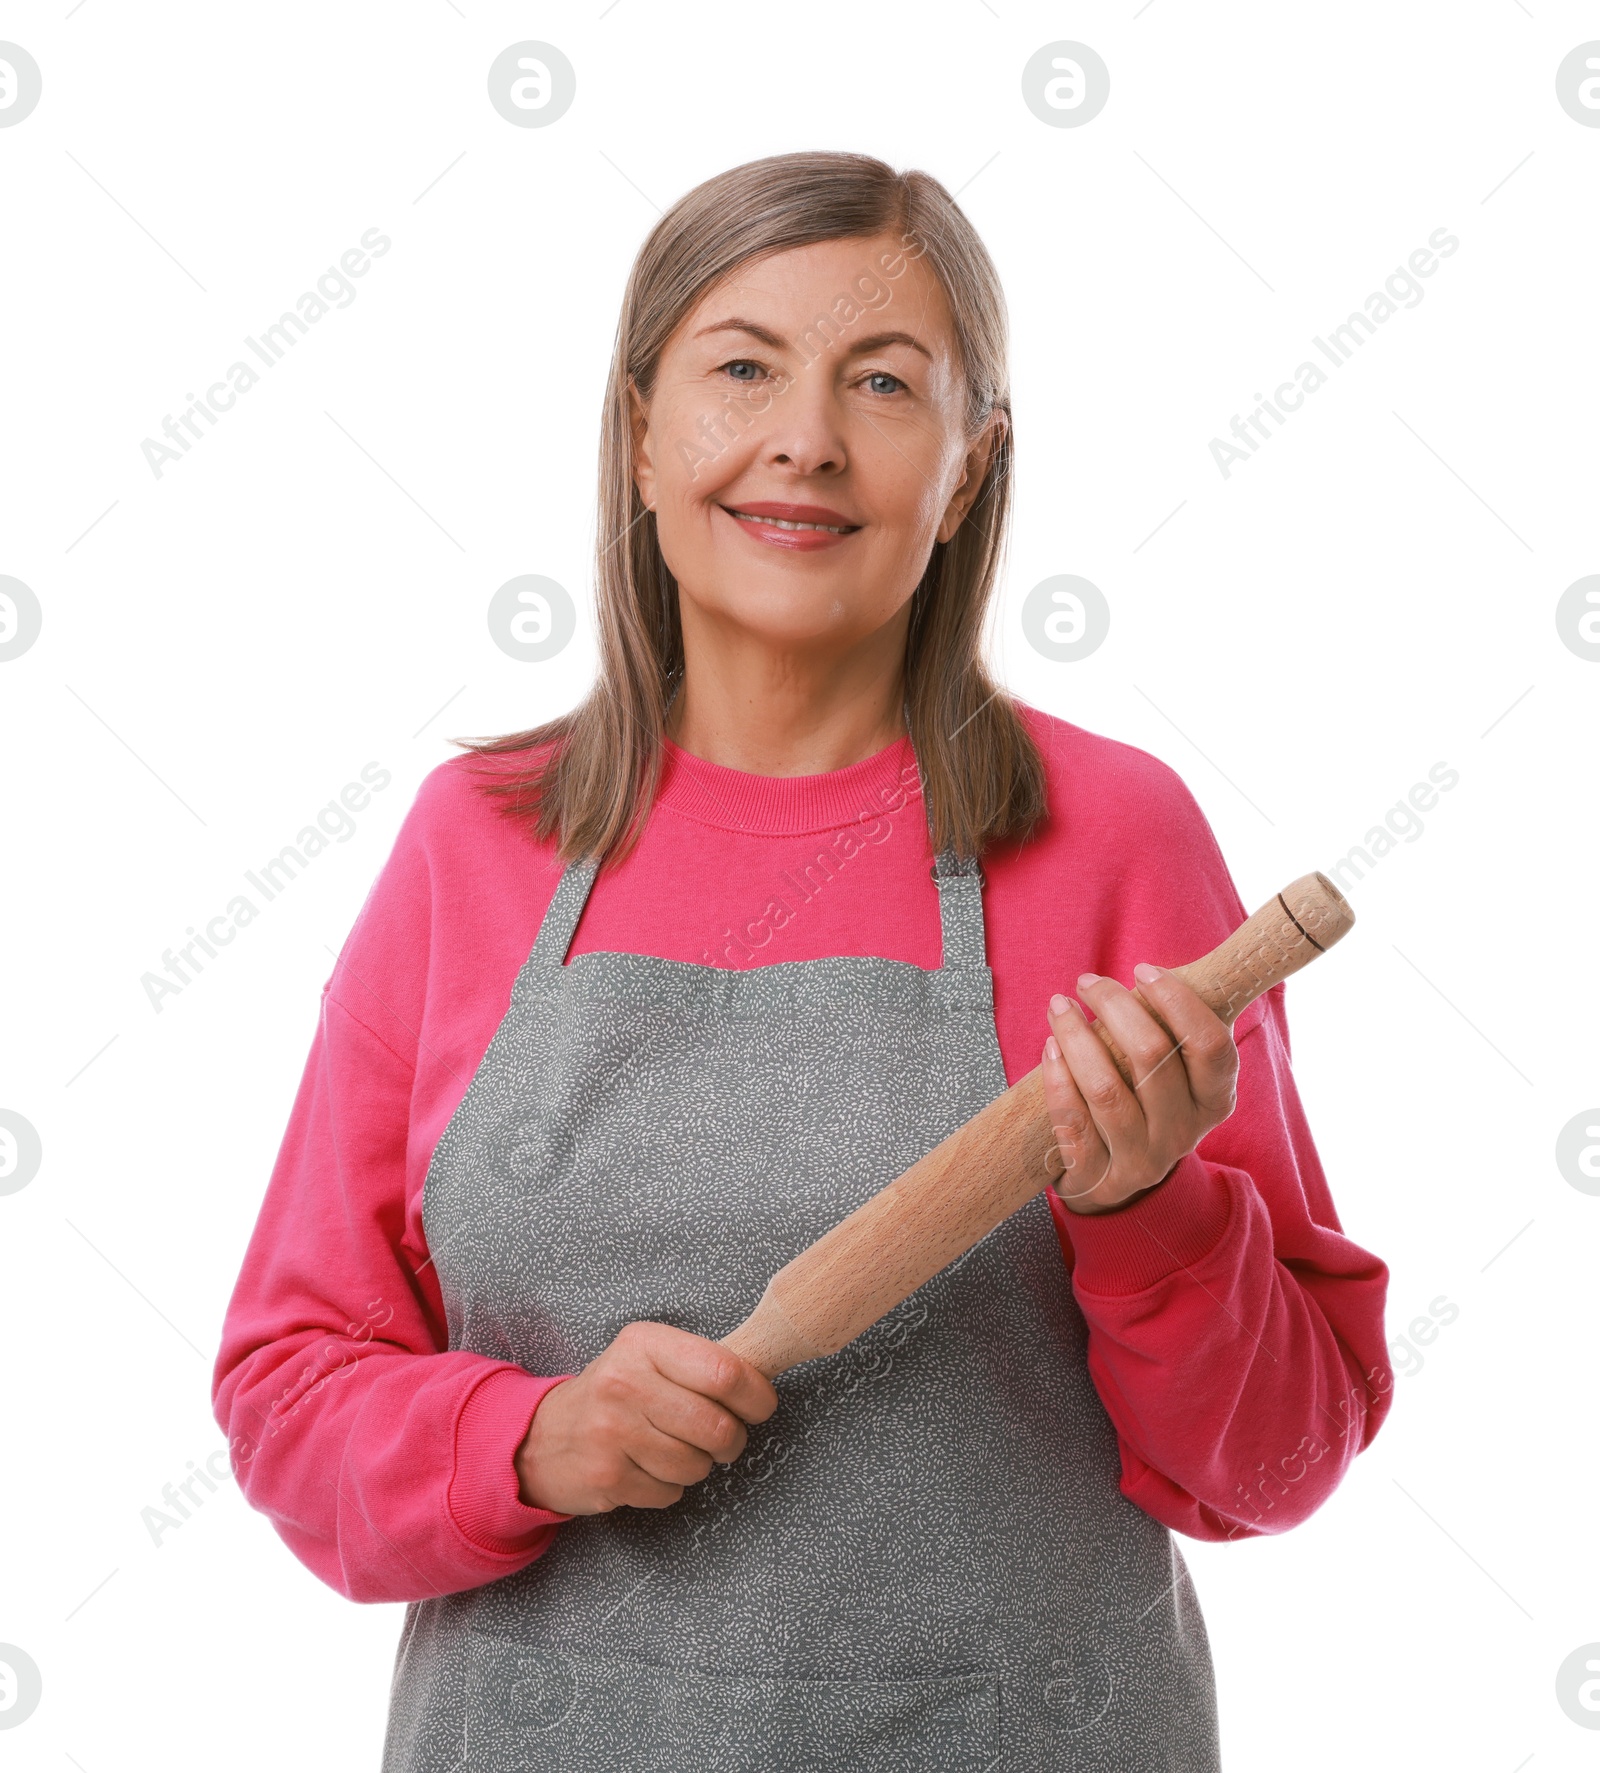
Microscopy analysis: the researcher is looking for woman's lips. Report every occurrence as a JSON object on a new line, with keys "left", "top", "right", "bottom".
{"left": 717, "top": 501, "right": 862, "bottom": 552}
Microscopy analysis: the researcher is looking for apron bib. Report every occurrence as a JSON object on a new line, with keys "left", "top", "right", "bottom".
{"left": 382, "top": 814, "right": 1221, "bottom": 1772}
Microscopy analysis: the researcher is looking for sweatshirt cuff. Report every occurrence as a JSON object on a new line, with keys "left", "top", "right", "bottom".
{"left": 449, "top": 1366, "right": 578, "bottom": 1554}
{"left": 1053, "top": 1151, "right": 1237, "bottom": 1296}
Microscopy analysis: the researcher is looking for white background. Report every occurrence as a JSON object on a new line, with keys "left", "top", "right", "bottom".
{"left": 2, "top": 3, "right": 1596, "bottom": 1767}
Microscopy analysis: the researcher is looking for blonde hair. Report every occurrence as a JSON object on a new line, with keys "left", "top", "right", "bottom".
{"left": 455, "top": 149, "right": 1046, "bottom": 863}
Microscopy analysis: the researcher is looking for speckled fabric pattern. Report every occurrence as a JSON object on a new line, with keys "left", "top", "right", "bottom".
{"left": 382, "top": 837, "right": 1222, "bottom": 1771}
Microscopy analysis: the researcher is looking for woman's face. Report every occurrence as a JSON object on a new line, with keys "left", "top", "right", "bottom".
{"left": 630, "top": 230, "right": 999, "bottom": 660}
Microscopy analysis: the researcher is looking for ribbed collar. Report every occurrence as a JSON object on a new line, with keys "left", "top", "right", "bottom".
{"left": 655, "top": 731, "right": 919, "bottom": 836}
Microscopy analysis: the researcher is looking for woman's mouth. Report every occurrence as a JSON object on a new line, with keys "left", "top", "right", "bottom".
{"left": 717, "top": 501, "right": 862, "bottom": 552}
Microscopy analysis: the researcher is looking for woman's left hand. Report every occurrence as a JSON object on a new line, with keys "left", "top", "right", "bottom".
{"left": 1042, "top": 963, "right": 1240, "bottom": 1216}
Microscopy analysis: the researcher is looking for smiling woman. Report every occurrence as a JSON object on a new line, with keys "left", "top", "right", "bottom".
{"left": 632, "top": 221, "right": 1008, "bottom": 768}
{"left": 212, "top": 149, "right": 1391, "bottom": 1773}
{"left": 460, "top": 150, "right": 1038, "bottom": 858}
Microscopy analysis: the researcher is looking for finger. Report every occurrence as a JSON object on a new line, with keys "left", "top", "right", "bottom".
{"left": 1040, "top": 1030, "right": 1111, "bottom": 1203}
{"left": 1131, "top": 963, "right": 1238, "bottom": 1118}
{"left": 639, "top": 1323, "right": 780, "bottom": 1426}
{"left": 609, "top": 1448, "right": 690, "bottom": 1510}
{"left": 1074, "top": 973, "right": 1190, "bottom": 1126}
{"left": 625, "top": 1418, "right": 719, "bottom": 1491}
{"left": 1046, "top": 990, "right": 1146, "bottom": 1153}
{"left": 642, "top": 1380, "right": 751, "bottom": 1465}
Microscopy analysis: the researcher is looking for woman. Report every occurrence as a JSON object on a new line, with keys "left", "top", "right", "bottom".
{"left": 212, "top": 150, "right": 1391, "bottom": 1771}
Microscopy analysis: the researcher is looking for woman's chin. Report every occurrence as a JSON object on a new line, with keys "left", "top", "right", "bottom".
{"left": 691, "top": 594, "right": 880, "bottom": 652}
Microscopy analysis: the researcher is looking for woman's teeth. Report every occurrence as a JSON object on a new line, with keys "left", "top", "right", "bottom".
{"left": 726, "top": 509, "right": 854, "bottom": 533}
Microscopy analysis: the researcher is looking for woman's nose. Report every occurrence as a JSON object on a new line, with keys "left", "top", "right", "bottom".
{"left": 753, "top": 367, "right": 849, "bottom": 477}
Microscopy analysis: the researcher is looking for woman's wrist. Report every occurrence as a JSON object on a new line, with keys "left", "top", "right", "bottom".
{"left": 1054, "top": 1154, "right": 1185, "bottom": 1217}
{"left": 450, "top": 1368, "right": 577, "bottom": 1551}
{"left": 513, "top": 1374, "right": 579, "bottom": 1511}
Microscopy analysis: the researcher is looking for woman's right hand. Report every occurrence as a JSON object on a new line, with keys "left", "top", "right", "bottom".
{"left": 514, "top": 1321, "right": 779, "bottom": 1516}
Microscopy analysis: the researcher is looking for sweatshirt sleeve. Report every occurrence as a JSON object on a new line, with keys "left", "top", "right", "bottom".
{"left": 210, "top": 779, "right": 579, "bottom": 1604}
{"left": 1042, "top": 755, "right": 1394, "bottom": 1544}
{"left": 1047, "top": 995, "right": 1393, "bottom": 1543}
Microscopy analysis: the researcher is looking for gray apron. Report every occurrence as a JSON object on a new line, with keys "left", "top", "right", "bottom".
{"left": 383, "top": 816, "right": 1222, "bottom": 1772}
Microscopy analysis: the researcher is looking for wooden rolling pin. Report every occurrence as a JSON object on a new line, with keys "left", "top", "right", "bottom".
{"left": 720, "top": 871, "right": 1354, "bottom": 1378}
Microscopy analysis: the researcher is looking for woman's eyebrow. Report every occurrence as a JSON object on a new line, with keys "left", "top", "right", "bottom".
{"left": 692, "top": 317, "right": 787, "bottom": 348}
{"left": 692, "top": 318, "right": 932, "bottom": 362}
{"left": 852, "top": 330, "right": 933, "bottom": 362}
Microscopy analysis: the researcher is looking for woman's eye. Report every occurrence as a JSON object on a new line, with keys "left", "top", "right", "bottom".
{"left": 722, "top": 359, "right": 765, "bottom": 382}
{"left": 864, "top": 371, "right": 905, "bottom": 395}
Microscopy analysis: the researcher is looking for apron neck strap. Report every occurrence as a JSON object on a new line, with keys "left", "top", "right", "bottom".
{"left": 930, "top": 850, "right": 987, "bottom": 970}
{"left": 918, "top": 702, "right": 989, "bottom": 971}
{"left": 527, "top": 853, "right": 601, "bottom": 971}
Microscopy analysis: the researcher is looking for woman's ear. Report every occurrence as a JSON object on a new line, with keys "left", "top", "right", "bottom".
{"left": 627, "top": 375, "right": 657, "bottom": 511}
{"left": 935, "top": 408, "right": 1007, "bottom": 544}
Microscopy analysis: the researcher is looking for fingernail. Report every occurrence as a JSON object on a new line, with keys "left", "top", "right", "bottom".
{"left": 1044, "top": 1036, "right": 1061, "bottom": 1064}
{"left": 1133, "top": 962, "right": 1162, "bottom": 985}
{"left": 1049, "top": 992, "right": 1070, "bottom": 1015}
{"left": 1077, "top": 972, "right": 1101, "bottom": 989}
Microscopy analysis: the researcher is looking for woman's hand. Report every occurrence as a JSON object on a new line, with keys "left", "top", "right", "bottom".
{"left": 1042, "top": 962, "right": 1239, "bottom": 1216}
{"left": 514, "top": 1321, "right": 779, "bottom": 1516}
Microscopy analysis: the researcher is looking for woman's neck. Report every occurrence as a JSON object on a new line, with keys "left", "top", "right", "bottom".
{"left": 664, "top": 668, "right": 908, "bottom": 779}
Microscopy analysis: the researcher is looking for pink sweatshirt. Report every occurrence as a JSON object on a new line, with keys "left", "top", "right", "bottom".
{"left": 210, "top": 703, "right": 1392, "bottom": 1604}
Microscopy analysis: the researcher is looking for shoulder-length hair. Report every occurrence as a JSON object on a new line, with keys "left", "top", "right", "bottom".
{"left": 454, "top": 148, "right": 1046, "bottom": 864}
